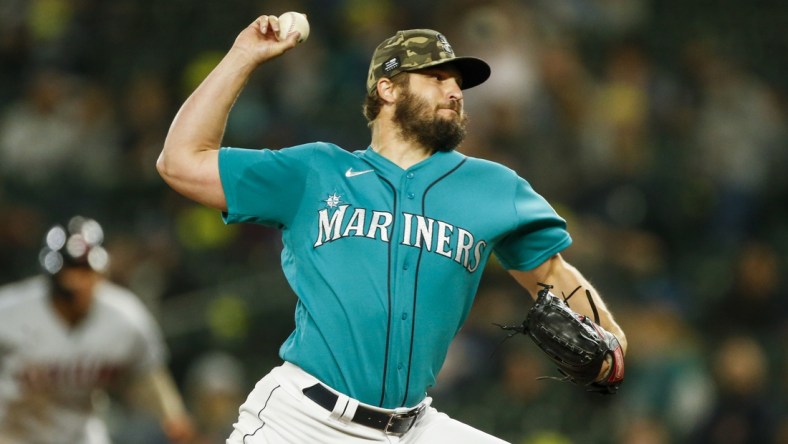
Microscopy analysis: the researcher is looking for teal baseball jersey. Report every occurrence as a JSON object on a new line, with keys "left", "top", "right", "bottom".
{"left": 218, "top": 143, "right": 572, "bottom": 408}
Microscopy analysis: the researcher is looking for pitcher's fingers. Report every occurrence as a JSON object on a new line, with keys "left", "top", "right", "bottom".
{"left": 253, "top": 15, "right": 277, "bottom": 36}
{"left": 268, "top": 15, "right": 280, "bottom": 38}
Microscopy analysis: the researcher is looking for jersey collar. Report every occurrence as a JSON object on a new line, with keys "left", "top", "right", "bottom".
{"left": 357, "top": 147, "right": 466, "bottom": 182}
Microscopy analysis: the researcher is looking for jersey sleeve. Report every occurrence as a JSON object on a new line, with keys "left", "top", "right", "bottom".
{"left": 95, "top": 282, "right": 168, "bottom": 377}
{"left": 125, "top": 296, "right": 168, "bottom": 377}
{"left": 218, "top": 143, "right": 318, "bottom": 227}
{"left": 493, "top": 176, "right": 572, "bottom": 271}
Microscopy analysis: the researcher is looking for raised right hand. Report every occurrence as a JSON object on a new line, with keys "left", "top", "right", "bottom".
{"left": 230, "top": 15, "right": 301, "bottom": 66}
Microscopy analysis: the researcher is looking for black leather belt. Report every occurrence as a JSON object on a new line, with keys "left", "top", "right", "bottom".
{"left": 302, "top": 383, "right": 424, "bottom": 435}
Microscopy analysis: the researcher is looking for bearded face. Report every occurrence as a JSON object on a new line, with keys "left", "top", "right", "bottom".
{"left": 392, "top": 81, "right": 468, "bottom": 153}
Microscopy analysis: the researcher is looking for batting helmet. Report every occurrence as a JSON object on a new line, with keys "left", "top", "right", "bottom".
{"left": 39, "top": 216, "right": 110, "bottom": 275}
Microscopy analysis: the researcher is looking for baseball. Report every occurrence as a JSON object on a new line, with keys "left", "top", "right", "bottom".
{"left": 277, "top": 12, "right": 309, "bottom": 43}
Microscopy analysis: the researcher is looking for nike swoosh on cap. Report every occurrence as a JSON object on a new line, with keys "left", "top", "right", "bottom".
{"left": 345, "top": 168, "right": 374, "bottom": 177}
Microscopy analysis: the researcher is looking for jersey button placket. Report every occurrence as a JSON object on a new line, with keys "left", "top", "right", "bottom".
{"left": 389, "top": 169, "right": 418, "bottom": 401}
{"left": 406, "top": 172, "right": 415, "bottom": 200}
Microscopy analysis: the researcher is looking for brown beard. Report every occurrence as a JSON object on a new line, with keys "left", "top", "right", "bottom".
{"left": 392, "top": 86, "right": 468, "bottom": 153}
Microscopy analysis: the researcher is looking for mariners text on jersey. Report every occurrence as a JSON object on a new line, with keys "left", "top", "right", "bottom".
{"left": 313, "top": 205, "right": 486, "bottom": 273}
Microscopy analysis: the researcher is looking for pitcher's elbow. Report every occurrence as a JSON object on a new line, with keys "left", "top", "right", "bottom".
{"left": 156, "top": 151, "right": 171, "bottom": 179}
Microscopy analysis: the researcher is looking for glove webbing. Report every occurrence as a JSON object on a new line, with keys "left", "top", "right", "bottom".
{"left": 560, "top": 284, "right": 601, "bottom": 325}
{"left": 491, "top": 283, "right": 596, "bottom": 348}
{"left": 492, "top": 282, "right": 591, "bottom": 334}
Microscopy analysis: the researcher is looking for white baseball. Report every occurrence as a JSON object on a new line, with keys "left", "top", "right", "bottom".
{"left": 277, "top": 12, "right": 309, "bottom": 43}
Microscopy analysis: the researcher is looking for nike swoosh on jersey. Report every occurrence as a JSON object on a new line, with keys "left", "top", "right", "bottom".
{"left": 345, "top": 168, "right": 374, "bottom": 177}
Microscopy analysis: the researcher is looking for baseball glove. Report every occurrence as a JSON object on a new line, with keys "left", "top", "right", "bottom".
{"left": 495, "top": 283, "right": 625, "bottom": 394}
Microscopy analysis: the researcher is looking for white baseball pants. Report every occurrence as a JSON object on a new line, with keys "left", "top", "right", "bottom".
{"left": 226, "top": 362, "right": 509, "bottom": 443}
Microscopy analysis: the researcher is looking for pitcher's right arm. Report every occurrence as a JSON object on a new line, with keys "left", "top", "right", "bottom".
{"left": 156, "top": 15, "right": 301, "bottom": 210}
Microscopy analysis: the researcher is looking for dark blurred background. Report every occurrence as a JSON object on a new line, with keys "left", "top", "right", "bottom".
{"left": 1, "top": 0, "right": 787, "bottom": 443}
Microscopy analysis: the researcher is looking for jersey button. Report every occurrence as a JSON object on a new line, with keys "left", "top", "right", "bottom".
{"left": 403, "top": 263, "right": 409, "bottom": 270}
{"left": 401, "top": 312, "right": 408, "bottom": 320}
{"left": 406, "top": 172, "right": 415, "bottom": 179}
{"left": 407, "top": 192, "right": 415, "bottom": 199}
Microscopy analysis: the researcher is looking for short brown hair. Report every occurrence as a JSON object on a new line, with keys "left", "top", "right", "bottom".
{"left": 362, "top": 73, "right": 410, "bottom": 124}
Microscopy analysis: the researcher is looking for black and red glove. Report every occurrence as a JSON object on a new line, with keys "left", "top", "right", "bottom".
{"left": 497, "top": 284, "right": 625, "bottom": 394}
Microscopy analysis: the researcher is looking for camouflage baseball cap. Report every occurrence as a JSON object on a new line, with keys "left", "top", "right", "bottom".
{"left": 366, "top": 29, "right": 491, "bottom": 94}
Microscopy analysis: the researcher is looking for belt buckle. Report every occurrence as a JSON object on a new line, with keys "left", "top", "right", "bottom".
{"left": 384, "top": 404, "right": 425, "bottom": 436}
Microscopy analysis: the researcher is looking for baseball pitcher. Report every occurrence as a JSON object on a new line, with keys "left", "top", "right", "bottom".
{"left": 157, "top": 14, "right": 627, "bottom": 443}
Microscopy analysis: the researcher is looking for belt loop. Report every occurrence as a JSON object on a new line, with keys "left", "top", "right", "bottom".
{"left": 342, "top": 398, "right": 359, "bottom": 423}
{"left": 329, "top": 393, "right": 351, "bottom": 423}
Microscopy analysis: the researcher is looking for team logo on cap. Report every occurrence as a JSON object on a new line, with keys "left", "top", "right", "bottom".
{"left": 383, "top": 56, "right": 400, "bottom": 73}
{"left": 436, "top": 34, "right": 453, "bottom": 55}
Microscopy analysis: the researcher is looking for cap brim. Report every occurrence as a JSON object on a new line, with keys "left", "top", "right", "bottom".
{"left": 410, "top": 56, "right": 491, "bottom": 90}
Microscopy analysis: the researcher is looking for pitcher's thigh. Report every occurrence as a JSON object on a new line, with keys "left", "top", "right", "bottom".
{"left": 225, "top": 383, "right": 283, "bottom": 444}
{"left": 404, "top": 408, "right": 510, "bottom": 444}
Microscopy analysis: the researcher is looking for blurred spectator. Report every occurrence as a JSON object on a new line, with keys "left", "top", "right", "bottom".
{"left": 120, "top": 72, "right": 174, "bottom": 185}
{"left": 183, "top": 351, "right": 248, "bottom": 444}
{"left": 682, "top": 37, "right": 785, "bottom": 249}
{"left": 0, "top": 68, "right": 122, "bottom": 189}
{"left": 453, "top": 2, "right": 543, "bottom": 166}
{"left": 0, "top": 68, "right": 83, "bottom": 186}
{"left": 620, "top": 303, "right": 713, "bottom": 442}
{"left": 689, "top": 334, "right": 781, "bottom": 444}
{"left": 617, "top": 416, "right": 671, "bottom": 444}
{"left": 534, "top": 0, "right": 650, "bottom": 39}
{"left": 704, "top": 240, "right": 786, "bottom": 343}
{"left": 580, "top": 39, "right": 660, "bottom": 183}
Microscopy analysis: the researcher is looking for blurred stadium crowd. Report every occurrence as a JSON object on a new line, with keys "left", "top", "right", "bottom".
{"left": 1, "top": 0, "right": 787, "bottom": 443}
